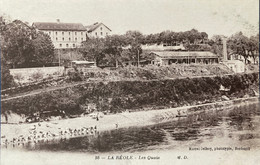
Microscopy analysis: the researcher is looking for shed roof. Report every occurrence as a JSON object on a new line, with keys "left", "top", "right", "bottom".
{"left": 33, "top": 22, "right": 87, "bottom": 31}
{"left": 151, "top": 51, "right": 218, "bottom": 59}
{"left": 72, "top": 61, "right": 95, "bottom": 64}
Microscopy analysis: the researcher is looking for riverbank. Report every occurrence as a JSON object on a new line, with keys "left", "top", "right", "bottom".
{"left": 1, "top": 96, "right": 259, "bottom": 145}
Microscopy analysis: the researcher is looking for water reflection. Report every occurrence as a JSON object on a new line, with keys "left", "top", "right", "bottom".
{"left": 7, "top": 103, "right": 260, "bottom": 153}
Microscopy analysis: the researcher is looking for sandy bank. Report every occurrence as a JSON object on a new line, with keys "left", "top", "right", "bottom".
{"left": 1, "top": 97, "right": 259, "bottom": 144}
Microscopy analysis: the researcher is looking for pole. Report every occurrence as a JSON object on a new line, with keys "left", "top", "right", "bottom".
{"left": 58, "top": 49, "right": 61, "bottom": 74}
{"left": 137, "top": 49, "right": 140, "bottom": 67}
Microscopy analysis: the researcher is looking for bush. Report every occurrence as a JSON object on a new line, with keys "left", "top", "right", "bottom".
{"left": 30, "top": 71, "right": 44, "bottom": 82}
{"left": 67, "top": 70, "right": 83, "bottom": 82}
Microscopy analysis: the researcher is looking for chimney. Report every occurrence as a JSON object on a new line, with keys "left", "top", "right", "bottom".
{"left": 57, "top": 19, "right": 60, "bottom": 23}
{"left": 222, "top": 37, "right": 228, "bottom": 61}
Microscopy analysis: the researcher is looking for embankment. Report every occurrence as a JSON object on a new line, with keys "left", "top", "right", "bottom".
{"left": 1, "top": 72, "right": 259, "bottom": 122}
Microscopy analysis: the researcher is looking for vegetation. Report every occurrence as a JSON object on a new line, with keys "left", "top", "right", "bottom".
{"left": 2, "top": 72, "right": 258, "bottom": 118}
{"left": 1, "top": 54, "right": 15, "bottom": 89}
{"left": 228, "top": 32, "right": 259, "bottom": 64}
{"left": 0, "top": 17, "right": 55, "bottom": 68}
{"left": 0, "top": 15, "right": 55, "bottom": 88}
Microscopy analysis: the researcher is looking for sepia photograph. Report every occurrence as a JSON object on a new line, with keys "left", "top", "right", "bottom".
{"left": 0, "top": 0, "right": 259, "bottom": 164}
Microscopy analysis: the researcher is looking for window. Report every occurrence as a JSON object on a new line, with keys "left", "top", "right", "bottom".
{"left": 81, "top": 32, "right": 83, "bottom": 35}
{"left": 62, "top": 32, "right": 64, "bottom": 35}
{"left": 75, "top": 38, "right": 77, "bottom": 41}
{"left": 95, "top": 32, "right": 97, "bottom": 36}
{"left": 69, "top": 32, "right": 70, "bottom": 35}
{"left": 62, "top": 37, "right": 64, "bottom": 41}
{"left": 60, "top": 44, "right": 62, "bottom": 47}
{"left": 75, "top": 32, "right": 77, "bottom": 35}
{"left": 106, "top": 32, "right": 108, "bottom": 35}
{"left": 56, "top": 37, "right": 58, "bottom": 41}
{"left": 101, "top": 32, "right": 103, "bottom": 36}
{"left": 66, "top": 44, "right": 69, "bottom": 48}
{"left": 73, "top": 44, "right": 75, "bottom": 47}
{"left": 69, "top": 38, "right": 71, "bottom": 41}
{"left": 81, "top": 38, "right": 83, "bottom": 41}
{"left": 100, "top": 27, "right": 102, "bottom": 30}
{"left": 56, "top": 32, "right": 57, "bottom": 35}
{"left": 49, "top": 32, "right": 51, "bottom": 35}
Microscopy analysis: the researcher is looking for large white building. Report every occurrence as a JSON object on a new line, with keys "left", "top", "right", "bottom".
{"left": 85, "top": 22, "right": 112, "bottom": 38}
{"left": 33, "top": 21, "right": 87, "bottom": 49}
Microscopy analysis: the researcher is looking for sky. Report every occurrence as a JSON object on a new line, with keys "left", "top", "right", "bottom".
{"left": 0, "top": 0, "right": 259, "bottom": 38}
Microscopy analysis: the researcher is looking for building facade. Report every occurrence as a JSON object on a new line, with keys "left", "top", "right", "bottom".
{"left": 33, "top": 21, "right": 87, "bottom": 49}
{"left": 86, "top": 22, "right": 112, "bottom": 38}
{"left": 150, "top": 51, "right": 219, "bottom": 66}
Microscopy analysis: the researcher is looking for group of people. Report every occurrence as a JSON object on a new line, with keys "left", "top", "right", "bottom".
{"left": 1, "top": 123, "right": 98, "bottom": 148}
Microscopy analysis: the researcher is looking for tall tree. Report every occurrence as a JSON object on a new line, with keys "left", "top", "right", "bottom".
{"left": 80, "top": 38, "right": 105, "bottom": 66}
{"left": 228, "top": 32, "right": 250, "bottom": 63}
{"left": 248, "top": 34, "right": 259, "bottom": 64}
{"left": 32, "top": 32, "right": 55, "bottom": 66}
{"left": 103, "top": 35, "right": 124, "bottom": 67}
{"left": 1, "top": 19, "right": 35, "bottom": 68}
{"left": 1, "top": 53, "right": 15, "bottom": 89}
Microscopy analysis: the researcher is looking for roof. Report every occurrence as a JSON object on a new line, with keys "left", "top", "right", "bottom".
{"left": 72, "top": 61, "right": 95, "bottom": 64}
{"left": 151, "top": 51, "right": 218, "bottom": 59}
{"left": 33, "top": 22, "right": 87, "bottom": 31}
{"left": 85, "top": 22, "right": 112, "bottom": 32}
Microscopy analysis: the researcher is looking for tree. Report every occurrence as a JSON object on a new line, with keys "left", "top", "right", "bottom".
{"left": 103, "top": 35, "right": 124, "bottom": 67}
{"left": 210, "top": 35, "right": 225, "bottom": 58}
{"left": 248, "top": 34, "right": 259, "bottom": 64}
{"left": 1, "top": 53, "right": 15, "bottom": 89}
{"left": 125, "top": 30, "right": 144, "bottom": 44}
{"left": 228, "top": 32, "right": 250, "bottom": 64}
{"left": 1, "top": 19, "right": 35, "bottom": 68}
{"left": 1, "top": 17, "right": 54, "bottom": 68}
{"left": 32, "top": 31, "right": 55, "bottom": 66}
{"left": 80, "top": 38, "right": 105, "bottom": 66}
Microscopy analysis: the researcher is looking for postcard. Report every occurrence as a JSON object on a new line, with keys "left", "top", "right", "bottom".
{"left": 0, "top": 0, "right": 259, "bottom": 164}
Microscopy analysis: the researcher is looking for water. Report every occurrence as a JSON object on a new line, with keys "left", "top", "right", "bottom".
{"left": 16, "top": 102, "right": 259, "bottom": 153}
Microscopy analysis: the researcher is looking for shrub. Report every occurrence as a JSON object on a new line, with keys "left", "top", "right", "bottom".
{"left": 30, "top": 71, "right": 44, "bottom": 82}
